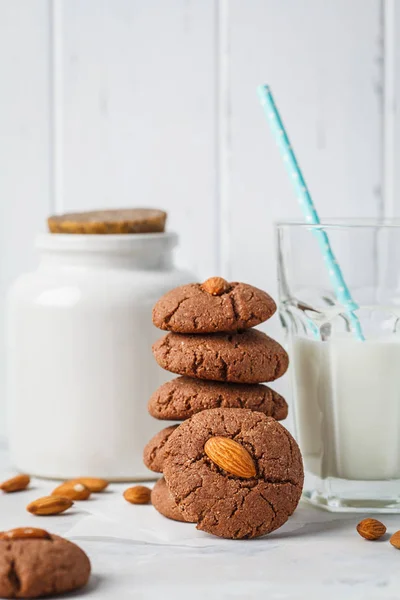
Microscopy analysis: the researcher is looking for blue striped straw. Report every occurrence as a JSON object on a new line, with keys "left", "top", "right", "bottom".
{"left": 257, "top": 84, "right": 364, "bottom": 341}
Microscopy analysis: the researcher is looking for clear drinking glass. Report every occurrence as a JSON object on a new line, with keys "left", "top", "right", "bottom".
{"left": 277, "top": 219, "right": 400, "bottom": 512}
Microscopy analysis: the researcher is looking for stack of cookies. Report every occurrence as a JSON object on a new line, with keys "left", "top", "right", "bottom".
{"left": 143, "top": 277, "right": 303, "bottom": 538}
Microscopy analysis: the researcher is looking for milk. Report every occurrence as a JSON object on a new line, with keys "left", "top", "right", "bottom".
{"left": 291, "top": 336, "right": 400, "bottom": 481}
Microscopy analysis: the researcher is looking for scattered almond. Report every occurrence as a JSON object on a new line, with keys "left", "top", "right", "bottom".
{"left": 0, "top": 474, "right": 30, "bottom": 493}
{"left": 123, "top": 486, "right": 151, "bottom": 505}
{"left": 390, "top": 531, "right": 400, "bottom": 549}
{"left": 27, "top": 496, "right": 73, "bottom": 516}
{"left": 69, "top": 477, "right": 109, "bottom": 492}
{"left": 204, "top": 436, "right": 257, "bottom": 479}
{"left": 201, "top": 277, "right": 231, "bottom": 296}
{"left": 0, "top": 527, "right": 51, "bottom": 540}
{"left": 51, "top": 481, "right": 91, "bottom": 501}
{"left": 356, "top": 518, "right": 386, "bottom": 540}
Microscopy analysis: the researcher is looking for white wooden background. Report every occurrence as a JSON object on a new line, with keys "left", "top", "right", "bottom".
{"left": 0, "top": 0, "right": 393, "bottom": 437}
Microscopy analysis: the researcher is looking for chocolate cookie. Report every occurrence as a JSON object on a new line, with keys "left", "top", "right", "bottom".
{"left": 152, "top": 329, "right": 289, "bottom": 384}
{"left": 152, "top": 278, "right": 276, "bottom": 333}
{"left": 143, "top": 425, "right": 178, "bottom": 473}
{"left": 148, "top": 377, "right": 288, "bottom": 421}
{"left": 48, "top": 208, "right": 167, "bottom": 234}
{"left": 163, "top": 408, "right": 303, "bottom": 539}
{"left": 0, "top": 528, "right": 90, "bottom": 598}
{"left": 151, "top": 478, "right": 194, "bottom": 523}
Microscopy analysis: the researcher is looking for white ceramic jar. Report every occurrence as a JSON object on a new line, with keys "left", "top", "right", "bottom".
{"left": 7, "top": 232, "right": 194, "bottom": 480}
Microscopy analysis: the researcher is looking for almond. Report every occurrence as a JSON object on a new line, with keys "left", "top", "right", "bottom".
{"left": 51, "top": 481, "right": 91, "bottom": 501}
{"left": 0, "top": 527, "right": 51, "bottom": 540}
{"left": 27, "top": 496, "right": 73, "bottom": 516}
{"left": 204, "top": 436, "right": 256, "bottom": 478}
{"left": 0, "top": 474, "right": 30, "bottom": 493}
{"left": 356, "top": 518, "right": 386, "bottom": 540}
{"left": 69, "top": 477, "right": 109, "bottom": 492}
{"left": 123, "top": 486, "right": 151, "bottom": 505}
{"left": 390, "top": 531, "right": 400, "bottom": 549}
{"left": 201, "top": 277, "right": 231, "bottom": 296}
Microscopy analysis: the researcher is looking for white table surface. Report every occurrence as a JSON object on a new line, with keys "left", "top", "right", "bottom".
{"left": 1, "top": 448, "right": 400, "bottom": 600}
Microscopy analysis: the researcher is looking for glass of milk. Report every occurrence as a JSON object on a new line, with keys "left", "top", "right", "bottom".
{"left": 277, "top": 219, "right": 400, "bottom": 512}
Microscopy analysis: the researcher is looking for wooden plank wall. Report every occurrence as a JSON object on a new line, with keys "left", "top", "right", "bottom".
{"left": 0, "top": 0, "right": 385, "bottom": 438}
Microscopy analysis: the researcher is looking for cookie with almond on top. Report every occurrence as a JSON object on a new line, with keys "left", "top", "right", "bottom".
{"left": 152, "top": 277, "right": 276, "bottom": 333}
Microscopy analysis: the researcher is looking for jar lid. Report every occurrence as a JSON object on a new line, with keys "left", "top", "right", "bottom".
{"left": 47, "top": 208, "right": 167, "bottom": 234}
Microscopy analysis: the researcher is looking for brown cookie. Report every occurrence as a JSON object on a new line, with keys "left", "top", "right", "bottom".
{"left": 163, "top": 408, "right": 303, "bottom": 539}
{"left": 143, "top": 425, "right": 178, "bottom": 473}
{"left": 151, "top": 478, "right": 194, "bottom": 523}
{"left": 148, "top": 376, "right": 288, "bottom": 421}
{"left": 48, "top": 208, "right": 167, "bottom": 234}
{"left": 0, "top": 529, "right": 90, "bottom": 598}
{"left": 152, "top": 279, "right": 276, "bottom": 333}
{"left": 152, "top": 329, "right": 289, "bottom": 384}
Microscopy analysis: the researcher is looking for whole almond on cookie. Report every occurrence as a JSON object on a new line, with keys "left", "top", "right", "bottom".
{"left": 201, "top": 277, "right": 231, "bottom": 296}
{"left": 123, "top": 486, "right": 151, "bottom": 505}
{"left": 52, "top": 481, "right": 91, "bottom": 500}
{"left": 390, "top": 531, "right": 400, "bottom": 549}
{"left": 0, "top": 474, "right": 30, "bottom": 493}
{"left": 204, "top": 436, "right": 256, "bottom": 478}
{"left": 69, "top": 477, "right": 109, "bottom": 492}
{"left": 27, "top": 496, "right": 73, "bottom": 516}
{"left": 356, "top": 518, "right": 386, "bottom": 540}
{"left": 0, "top": 527, "right": 51, "bottom": 540}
